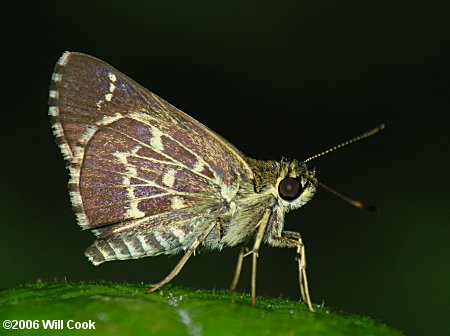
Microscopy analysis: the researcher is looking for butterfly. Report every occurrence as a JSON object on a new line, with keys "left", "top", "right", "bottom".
{"left": 49, "top": 52, "right": 383, "bottom": 312}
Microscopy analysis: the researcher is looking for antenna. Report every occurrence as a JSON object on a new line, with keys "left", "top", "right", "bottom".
{"left": 306, "top": 174, "right": 377, "bottom": 211}
{"left": 304, "top": 124, "right": 385, "bottom": 163}
{"left": 303, "top": 123, "right": 385, "bottom": 211}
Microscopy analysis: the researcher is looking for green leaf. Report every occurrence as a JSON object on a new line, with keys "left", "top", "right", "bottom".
{"left": 0, "top": 281, "right": 402, "bottom": 335}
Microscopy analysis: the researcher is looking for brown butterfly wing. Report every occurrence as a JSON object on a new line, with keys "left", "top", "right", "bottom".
{"left": 49, "top": 52, "right": 254, "bottom": 232}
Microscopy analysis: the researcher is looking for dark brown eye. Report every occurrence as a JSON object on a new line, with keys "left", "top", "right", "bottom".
{"left": 278, "top": 177, "right": 303, "bottom": 200}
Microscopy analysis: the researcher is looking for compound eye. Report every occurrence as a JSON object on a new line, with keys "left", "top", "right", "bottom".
{"left": 278, "top": 177, "right": 303, "bottom": 200}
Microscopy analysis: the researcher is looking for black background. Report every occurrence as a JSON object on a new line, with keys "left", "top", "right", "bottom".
{"left": 1, "top": 1, "right": 449, "bottom": 335}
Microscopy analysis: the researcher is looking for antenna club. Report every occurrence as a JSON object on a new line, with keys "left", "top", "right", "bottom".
{"left": 305, "top": 174, "right": 378, "bottom": 212}
{"left": 352, "top": 200, "right": 377, "bottom": 212}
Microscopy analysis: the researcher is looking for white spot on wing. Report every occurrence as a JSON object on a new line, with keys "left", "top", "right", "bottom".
{"left": 78, "top": 126, "right": 98, "bottom": 146}
{"left": 114, "top": 150, "right": 137, "bottom": 175}
{"left": 113, "top": 147, "right": 146, "bottom": 219}
{"left": 149, "top": 126, "right": 164, "bottom": 151}
{"left": 94, "top": 242, "right": 113, "bottom": 259}
{"left": 123, "top": 239, "right": 140, "bottom": 258}
{"left": 96, "top": 99, "right": 104, "bottom": 110}
{"left": 192, "top": 160, "right": 204, "bottom": 173}
{"left": 51, "top": 123, "right": 64, "bottom": 137}
{"left": 52, "top": 73, "right": 62, "bottom": 82}
{"left": 98, "top": 72, "right": 118, "bottom": 106}
{"left": 69, "top": 191, "right": 83, "bottom": 207}
{"left": 49, "top": 90, "right": 58, "bottom": 99}
{"left": 86, "top": 254, "right": 101, "bottom": 266}
{"left": 110, "top": 240, "right": 129, "bottom": 260}
{"left": 68, "top": 165, "right": 80, "bottom": 179}
{"left": 163, "top": 169, "right": 176, "bottom": 188}
{"left": 125, "top": 202, "right": 146, "bottom": 219}
{"left": 171, "top": 197, "right": 185, "bottom": 210}
{"left": 48, "top": 106, "right": 59, "bottom": 116}
{"left": 75, "top": 212, "right": 88, "bottom": 227}
{"left": 170, "top": 227, "right": 187, "bottom": 243}
{"left": 108, "top": 72, "right": 117, "bottom": 82}
{"left": 220, "top": 185, "right": 235, "bottom": 202}
{"left": 154, "top": 232, "right": 171, "bottom": 250}
{"left": 57, "top": 144, "right": 71, "bottom": 158}
{"left": 52, "top": 121, "right": 72, "bottom": 158}
{"left": 137, "top": 234, "right": 153, "bottom": 254}
{"left": 97, "top": 113, "right": 123, "bottom": 126}
{"left": 57, "top": 51, "right": 71, "bottom": 66}
{"left": 125, "top": 183, "right": 146, "bottom": 219}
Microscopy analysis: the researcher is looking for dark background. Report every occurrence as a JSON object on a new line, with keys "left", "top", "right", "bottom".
{"left": 1, "top": 1, "right": 449, "bottom": 335}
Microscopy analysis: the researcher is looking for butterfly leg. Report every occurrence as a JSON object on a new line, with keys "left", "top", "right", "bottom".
{"left": 145, "top": 220, "right": 217, "bottom": 294}
{"left": 230, "top": 246, "right": 249, "bottom": 291}
{"left": 272, "top": 231, "right": 315, "bottom": 312}
{"left": 295, "top": 234, "right": 315, "bottom": 313}
{"left": 250, "top": 208, "right": 273, "bottom": 305}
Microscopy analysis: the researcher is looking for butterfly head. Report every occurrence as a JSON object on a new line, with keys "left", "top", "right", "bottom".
{"left": 275, "top": 124, "right": 385, "bottom": 213}
{"left": 277, "top": 158, "right": 317, "bottom": 211}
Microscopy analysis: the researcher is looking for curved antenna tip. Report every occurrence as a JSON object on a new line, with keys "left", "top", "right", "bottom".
{"left": 309, "top": 177, "right": 378, "bottom": 212}
{"left": 353, "top": 201, "right": 377, "bottom": 212}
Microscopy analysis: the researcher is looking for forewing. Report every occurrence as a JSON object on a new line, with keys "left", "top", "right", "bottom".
{"left": 49, "top": 52, "right": 254, "bottom": 230}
